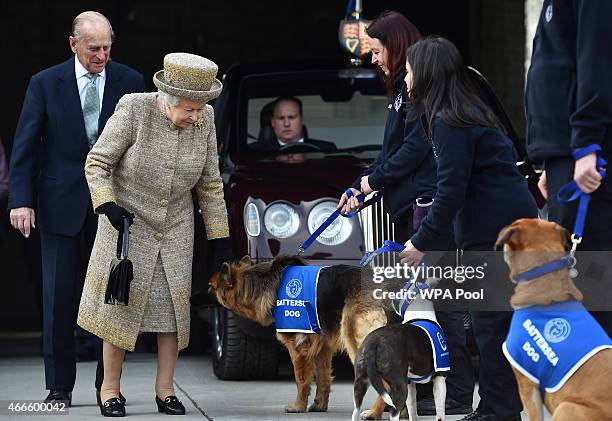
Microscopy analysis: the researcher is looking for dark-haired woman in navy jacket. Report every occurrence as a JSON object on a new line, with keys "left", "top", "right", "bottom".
{"left": 337, "top": 11, "right": 474, "bottom": 417}
{"left": 400, "top": 37, "right": 538, "bottom": 421}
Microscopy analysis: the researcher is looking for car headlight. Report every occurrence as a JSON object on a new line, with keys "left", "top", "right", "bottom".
{"left": 308, "top": 201, "right": 352, "bottom": 246}
{"left": 244, "top": 203, "right": 260, "bottom": 236}
{"left": 264, "top": 203, "right": 300, "bottom": 238}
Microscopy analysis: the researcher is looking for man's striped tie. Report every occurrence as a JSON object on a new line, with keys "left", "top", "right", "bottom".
{"left": 83, "top": 73, "right": 100, "bottom": 148}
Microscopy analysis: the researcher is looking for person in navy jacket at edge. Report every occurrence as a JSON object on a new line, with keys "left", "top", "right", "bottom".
{"left": 337, "top": 11, "right": 474, "bottom": 417}
{"left": 526, "top": 0, "right": 612, "bottom": 335}
{"left": 399, "top": 37, "right": 538, "bottom": 421}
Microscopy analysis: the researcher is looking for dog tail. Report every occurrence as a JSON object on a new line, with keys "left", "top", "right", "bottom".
{"left": 365, "top": 344, "right": 395, "bottom": 409}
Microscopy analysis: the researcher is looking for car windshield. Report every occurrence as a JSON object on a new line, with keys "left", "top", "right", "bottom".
{"left": 237, "top": 69, "right": 388, "bottom": 154}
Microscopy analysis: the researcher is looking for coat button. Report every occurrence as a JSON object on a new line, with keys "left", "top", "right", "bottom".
{"left": 154, "top": 233, "right": 162, "bottom": 241}
{"left": 166, "top": 161, "right": 174, "bottom": 170}
{"left": 160, "top": 199, "right": 168, "bottom": 208}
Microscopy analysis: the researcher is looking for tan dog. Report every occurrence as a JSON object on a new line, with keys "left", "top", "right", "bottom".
{"left": 209, "top": 255, "right": 391, "bottom": 418}
{"left": 495, "top": 218, "right": 612, "bottom": 421}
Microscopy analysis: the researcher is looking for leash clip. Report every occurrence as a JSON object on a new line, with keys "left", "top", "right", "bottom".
{"left": 564, "top": 251, "right": 579, "bottom": 279}
{"left": 569, "top": 234, "right": 582, "bottom": 264}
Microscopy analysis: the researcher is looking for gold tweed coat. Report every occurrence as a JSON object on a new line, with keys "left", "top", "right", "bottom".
{"left": 77, "top": 93, "right": 229, "bottom": 351}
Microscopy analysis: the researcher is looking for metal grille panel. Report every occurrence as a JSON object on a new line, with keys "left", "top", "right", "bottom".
{"left": 358, "top": 193, "right": 399, "bottom": 267}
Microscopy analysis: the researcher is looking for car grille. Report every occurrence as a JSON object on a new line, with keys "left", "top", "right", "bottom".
{"left": 358, "top": 193, "right": 400, "bottom": 267}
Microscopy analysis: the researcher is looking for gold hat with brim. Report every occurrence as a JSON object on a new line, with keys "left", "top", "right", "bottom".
{"left": 153, "top": 53, "right": 222, "bottom": 102}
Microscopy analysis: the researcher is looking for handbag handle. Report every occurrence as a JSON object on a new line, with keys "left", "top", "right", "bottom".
{"left": 116, "top": 217, "right": 131, "bottom": 259}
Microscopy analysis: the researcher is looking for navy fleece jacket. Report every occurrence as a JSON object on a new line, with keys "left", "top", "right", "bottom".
{"left": 352, "top": 76, "right": 437, "bottom": 220}
{"left": 411, "top": 119, "right": 538, "bottom": 251}
{"left": 526, "top": 0, "right": 612, "bottom": 161}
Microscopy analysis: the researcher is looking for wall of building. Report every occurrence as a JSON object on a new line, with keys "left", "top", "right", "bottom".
{"left": 525, "top": 0, "right": 545, "bottom": 74}
{"left": 466, "top": 0, "right": 527, "bottom": 136}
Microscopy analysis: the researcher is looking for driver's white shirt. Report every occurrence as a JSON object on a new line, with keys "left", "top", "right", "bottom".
{"left": 277, "top": 137, "right": 304, "bottom": 146}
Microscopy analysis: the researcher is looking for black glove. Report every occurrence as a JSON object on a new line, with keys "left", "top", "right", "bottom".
{"left": 97, "top": 202, "right": 135, "bottom": 233}
{"left": 210, "top": 237, "right": 235, "bottom": 271}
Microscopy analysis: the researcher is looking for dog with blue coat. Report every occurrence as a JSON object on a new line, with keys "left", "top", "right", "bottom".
{"left": 496, "top": 218, "right": 612, "bottom": 420}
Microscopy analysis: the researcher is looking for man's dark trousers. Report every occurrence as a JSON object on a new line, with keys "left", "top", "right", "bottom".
{"left": 41, "top": 206, "right": 103, "bottom": 390}
{"left": 545, "top": 154, "right": 612, "bottom": 336}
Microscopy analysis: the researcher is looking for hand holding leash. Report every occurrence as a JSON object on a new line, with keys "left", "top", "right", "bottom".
{"left": 301, "top": 188, "right": 379, "bottom": 254}
{"left": 360, "top": 176, "right": 373, "bottom": 195}
{"left": 337, "top": 187, "right": 364, "bottom": 215}
{"left": 558, "top": 144, "right": 607, "bottom": 259}
{"left": 574, "top": 152, "right": 602, "bottom": 193}
{"left": 400, "top": 240, "right": 425, "bottom": 267}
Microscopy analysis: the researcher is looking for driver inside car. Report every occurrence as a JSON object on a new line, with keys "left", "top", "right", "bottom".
{"left": 251, "top": 96, "right": 337, "bottom": 152}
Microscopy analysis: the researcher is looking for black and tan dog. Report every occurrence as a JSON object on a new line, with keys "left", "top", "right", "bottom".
{"left": 352, "top": 278, "right": 448, "bottom": 421}
{"left": 352, "top": 323, "right": 447, "bottom": 421}
{"left": 496, "top": 218, "right": 612, "bottom": 421}
{"left": 209, "top": 255, "right": 392, "bottom": 416}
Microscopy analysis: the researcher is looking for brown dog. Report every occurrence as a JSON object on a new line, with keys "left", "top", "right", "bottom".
{"left": 495, "top": 218, "right": 612, "bottom": 421}
{"left": 209, "top": 255, "right": 392, "bottom": 418}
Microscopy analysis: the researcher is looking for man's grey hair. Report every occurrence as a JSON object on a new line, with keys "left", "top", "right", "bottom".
{"left": 72, "top": 11, "right": 115, "bottom": 42}
{"left": 158, "top": 91, "right": 181, "bottom": 107}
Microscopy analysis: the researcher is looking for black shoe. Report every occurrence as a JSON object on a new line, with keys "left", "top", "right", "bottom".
{"left": 96, "top": 390, "right": 126, "bottom": 406}
{"left": 458, "top": 409, "right": 521, "bottom": 421}
{"left": 156, "top": 395, "right": 186, "bottom": 415}
{"left": 44, "top": 389, "right": 72, "bottom": 407}
{"left": 98, "top": 397, "right": 126, "bottom": 417}
{"left": 417, "top": 396, "right": 473, "bottom": 415}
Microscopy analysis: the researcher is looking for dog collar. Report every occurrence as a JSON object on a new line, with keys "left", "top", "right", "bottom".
{"left": 515, "top": 255, "right": 576, "bottom": 283}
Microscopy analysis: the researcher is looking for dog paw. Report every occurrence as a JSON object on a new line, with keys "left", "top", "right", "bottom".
{"left": 308, "top": 402, "right": 328, "bottom": 412}
{"left": 360, "top": 409, "right": 383, "bottom": 420}
{"left": 285, "top": 403, "right": 307, "bottom": 413}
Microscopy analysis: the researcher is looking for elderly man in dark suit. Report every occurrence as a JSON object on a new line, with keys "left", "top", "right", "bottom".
{"left": 252, "top": 96, "right": 337, "bottom": 152}
{"left": 8, "top": 11, "right": 144, "bottom": 405}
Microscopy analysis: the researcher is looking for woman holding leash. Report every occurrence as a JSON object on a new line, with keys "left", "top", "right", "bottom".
{"left": 78, "top": 53, "right": 232, "bottom": 417}
{"left": 337, "top": 11, "right": 474, "bottom": 417}
{"left": 400, "top": 37, "right": 539, "bottom": 421}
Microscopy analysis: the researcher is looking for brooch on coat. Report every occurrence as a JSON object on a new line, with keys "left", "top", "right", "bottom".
{"left": 194, "top": 117, "right": 204, "bottom": 130}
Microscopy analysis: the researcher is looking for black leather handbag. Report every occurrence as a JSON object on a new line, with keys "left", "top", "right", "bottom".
{"left": 105, "top": 217, "right": 133, "bottom": 305}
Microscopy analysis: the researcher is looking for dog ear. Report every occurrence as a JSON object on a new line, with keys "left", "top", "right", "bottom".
{"left": 556, "top": 224, "right": 572, "bottom": 251}
{"left": 269, "top": 255, "right": 308, "bottom": 277}
{"left": 220, "top": 262, "right": 233, "bottom": 287}
{"left": 239, "top": 255, "right": 253, "bottom": 266}
{"left": 274, "top": 254, "right": 308, "bottom": 267}
{"left": 495, "top": 225, "right": 519, "bottom": 251}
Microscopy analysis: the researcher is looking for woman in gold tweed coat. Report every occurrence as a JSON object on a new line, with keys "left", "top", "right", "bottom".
{"left": 78, "top": 53, "right": 230, "bottom": 416}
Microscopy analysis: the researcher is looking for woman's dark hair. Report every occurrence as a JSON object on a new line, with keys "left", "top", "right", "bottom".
{"left": 405, "top": 36, "right": 503, "bottom": 137}
{"left": 366, "top": 10, "right": 421, "bottom": 99}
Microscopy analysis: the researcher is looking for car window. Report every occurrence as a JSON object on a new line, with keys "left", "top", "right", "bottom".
{"left": 247, "top": 94, "right": 387, "bottom": 150}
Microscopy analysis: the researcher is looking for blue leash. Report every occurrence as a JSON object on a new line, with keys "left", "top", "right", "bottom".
{"left": 359, "top": 240, "right": 430, "bottom": 318}
{"left": 359, "top": 239, "right": 405, "bottom": 266}
{"left": 557, "top": 144, "right": 607, "bottom": 258}
{"left": 298, "top": 189, "right": 382, "bottom": 254}
{"left": 393, "top": 281, "right": 430, "bottom": 318}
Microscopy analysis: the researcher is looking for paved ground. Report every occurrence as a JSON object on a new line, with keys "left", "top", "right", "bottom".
{"left": 0, "top": 354, "right": 551, "bottom": 420}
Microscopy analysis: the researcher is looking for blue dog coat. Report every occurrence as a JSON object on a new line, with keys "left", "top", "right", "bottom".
{"left": 273, "top": 266, "right": 322, "bottom": 334}
{"left": 503, "top": 300, "right": 612, "bottom": 394}
{"left": 407, "top": 320, "right": 451, "bottom": 383}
